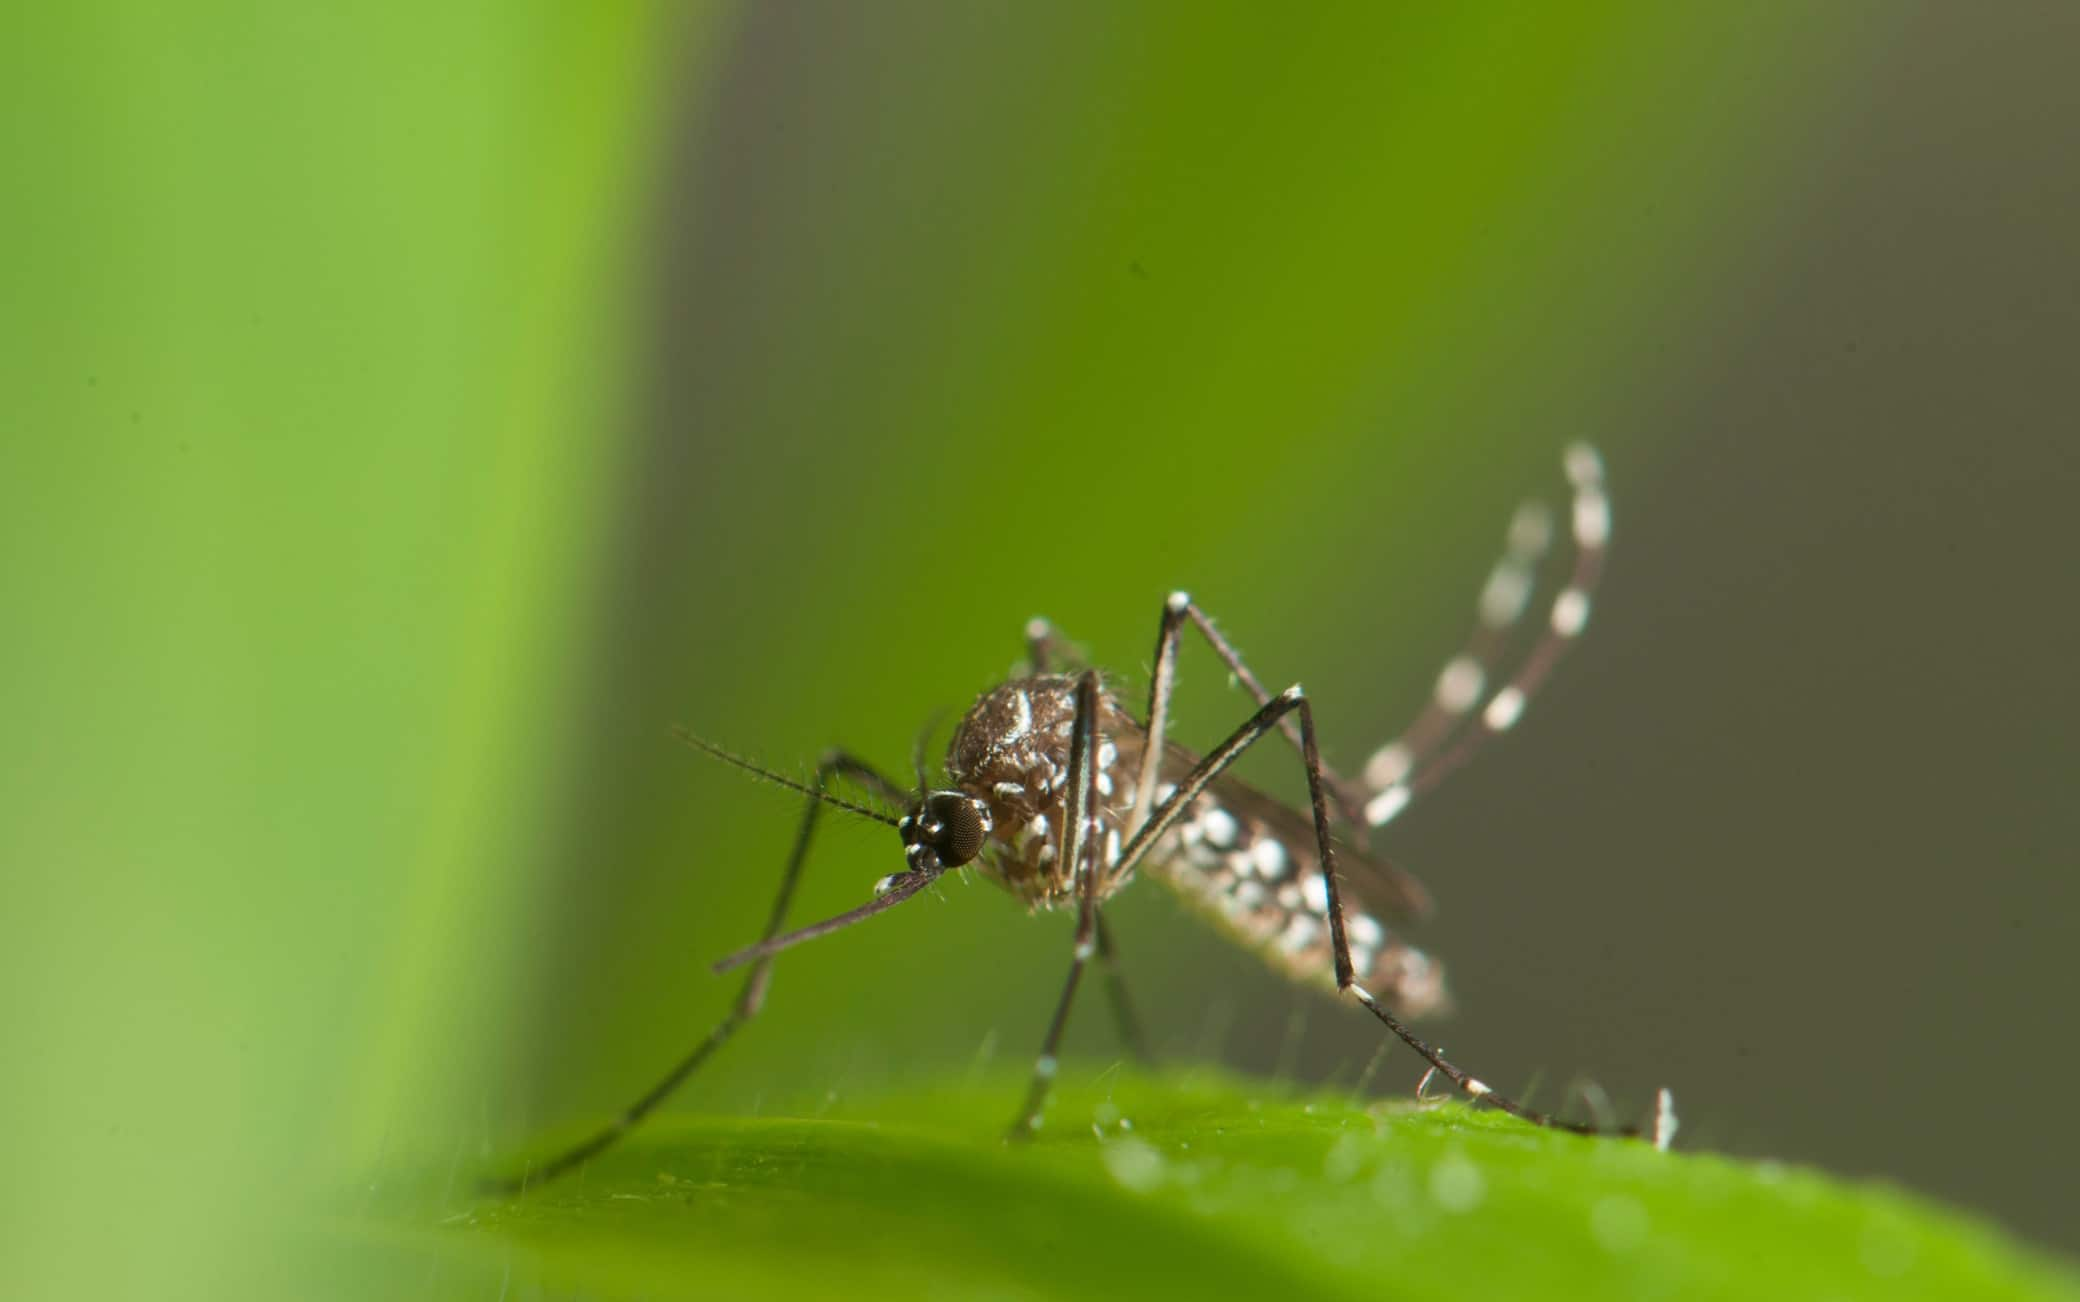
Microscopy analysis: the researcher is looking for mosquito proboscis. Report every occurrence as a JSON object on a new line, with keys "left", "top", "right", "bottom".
{"left": 487, "top": 445, "right": 1675, "bottom": 1194}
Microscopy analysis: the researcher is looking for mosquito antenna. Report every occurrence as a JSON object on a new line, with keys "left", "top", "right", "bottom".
{"left": 712, "top": 868, "right": 942, "bottom": 972}
{"left": 670, "top": 725, "right": 901, "bottom": 827}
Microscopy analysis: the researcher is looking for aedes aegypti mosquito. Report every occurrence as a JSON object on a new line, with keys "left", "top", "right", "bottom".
{"left": 492, "top": 444, "right": 1675, "bottom": 1193}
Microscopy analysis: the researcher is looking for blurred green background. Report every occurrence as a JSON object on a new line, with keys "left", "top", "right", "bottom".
{"left": 7, "top": 3, "right": 2076, "bottom": 1296}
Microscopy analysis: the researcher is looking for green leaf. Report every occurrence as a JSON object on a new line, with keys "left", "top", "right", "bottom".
{"left": 366, "top": 1071, "right": 2077, "bottom": 1301}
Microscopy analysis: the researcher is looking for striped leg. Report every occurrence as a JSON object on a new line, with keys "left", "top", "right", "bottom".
{"left": 1130, "top": 592, "right": 1375, "bottom": 836}
{"left": 1359, "top": 500, "right": 1554, "bottom": 792}
{"left": 1009, "top": 672, "right": 1107, "bottom": 1137}
{"left": 1024, "top": 617, "right": 1087, "bottom": 676}
{"left": 1108, "top": 675, "right": 1673, "bottom": 1149}
{"left": 1016, "top": 621, "right": 1151, "bottom": 1063}
{"left": 1361, "top": 443, "right": 1612, "bottom": 828}
{"left": 1125, "top": 593, "right": 1430, "bottom": 916}
{"left": 1032, "top": 596, "right": 1366, "bottom": 826}
{"left": 486, "top": 749, "right": 906, "bottom": 1193}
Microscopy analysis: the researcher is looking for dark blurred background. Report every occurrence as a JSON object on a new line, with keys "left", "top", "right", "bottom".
{"left": 9, "top": 4, "right": 2075, "bottom": 1297}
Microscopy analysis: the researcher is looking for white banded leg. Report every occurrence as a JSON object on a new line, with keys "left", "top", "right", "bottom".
{"left": 1009, "top": 671, "right": 1107, "bottom": 1137}
{"left": 1362, "top": 443, "right": 1612, "bottom": 828}
{"left": 1108, "top": 676, "right": 1675, "bottom": 1148}
{"left": 1024, "top": 617, "right": 1086, "bottom": 676}
{"left": 995, "top": 655, "right": 1146, "bottom": 1057}
{"left": 1361, "top": 499, "right": 1555, "bottom": 792}
{"left": 1129, "top": 591, "right": 1373, "bottom": 843}
{"left": 487, "top": 749, "right": 908, "bottom": 1193}
{"left": 1122, "top": 592, "right": 1431, "bottom": 916}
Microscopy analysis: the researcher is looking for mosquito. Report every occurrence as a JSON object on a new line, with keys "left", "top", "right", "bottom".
{"left": 491, "top": 444, "right": 1675, "bottom": 1193}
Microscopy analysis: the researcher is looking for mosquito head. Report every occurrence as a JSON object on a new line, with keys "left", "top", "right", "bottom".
{"left": 898, "top": 790, "right": 993, "bottom": 873}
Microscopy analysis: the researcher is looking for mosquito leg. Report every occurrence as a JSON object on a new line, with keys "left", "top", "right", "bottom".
{"left": 486, "top": 748, "right": 906, "bottom": 1193}
{"left": 1093, "top": 913, "right": 1152, "bottom": 1066}
{"left": 1125, "top": 593, "right": 1430, "bottom": 913}
{"left": 1009, "top": 672, "right": 1105, "bottom": 1138}
{"left": 1111, "top": 679, "right": 1675, "bottom": 1149}
{"left": 1359, "top": 499, "right": 1554, "bottom": 795}
{"left": 1114, "top": 687, "right": 1329, "bottom": 891}
{"left": 1026, "top": 617, "right": 1059, "bottom": 674}
{"left": 1131, "top": 593, "right": 1370, "bottom": 829}
{"left": 1300, "top": 696, "right": 1672, "bottom": 1145}
{"left": 1124, "top": 595, "right": 1189, "bottom": 840}
{"left": 1362, "top": 444, "right": 1613, "bottom": 828}
{"left": 1024, "top": 617, "right": 1092, "bottom": 676}
{"left": 1008, "top": 921, "right": 1094, "bottom": 1138}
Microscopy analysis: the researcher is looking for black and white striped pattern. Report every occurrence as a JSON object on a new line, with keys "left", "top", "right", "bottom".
{"left": 489, "top": 444, "right": 1670, "bottom": 1192}
{"left": 1362, "top": 443, "right": 1611, "bottom": 827}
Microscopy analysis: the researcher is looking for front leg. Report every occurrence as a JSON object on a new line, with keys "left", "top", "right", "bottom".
{"left": 487, "top": 747, "right": 906, "bottom": 1192}
{"left": 1008, "top": 671, "right": 1105, "bottom": 1138}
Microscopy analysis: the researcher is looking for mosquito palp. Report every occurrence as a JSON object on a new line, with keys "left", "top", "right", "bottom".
{"left": 486, "top": 446, "right": 1672, "bottom": 1195}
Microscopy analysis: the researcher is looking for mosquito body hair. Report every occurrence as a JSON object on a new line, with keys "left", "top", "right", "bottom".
{"left": 488, "top": 447, "right": 1671, "bottom": 1196}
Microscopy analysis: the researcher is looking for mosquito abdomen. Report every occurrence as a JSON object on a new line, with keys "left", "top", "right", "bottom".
{"left": 1145, "top": 793, "right": 1449, "bottom": 1017}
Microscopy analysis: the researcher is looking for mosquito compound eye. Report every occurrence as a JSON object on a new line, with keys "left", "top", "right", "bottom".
{"left": 925, "top": 792, "right": 988, "bottom": 867}
{"left": 496, "top": 450, "right": 1655, "bottom": 1197}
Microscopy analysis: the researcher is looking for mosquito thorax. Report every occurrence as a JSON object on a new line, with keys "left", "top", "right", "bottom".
{"left": 493, "top": 447, "right": 1669, "bottom": 1198}
{"left": 898, "top": 790, "right": 993, "bottom": 873}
